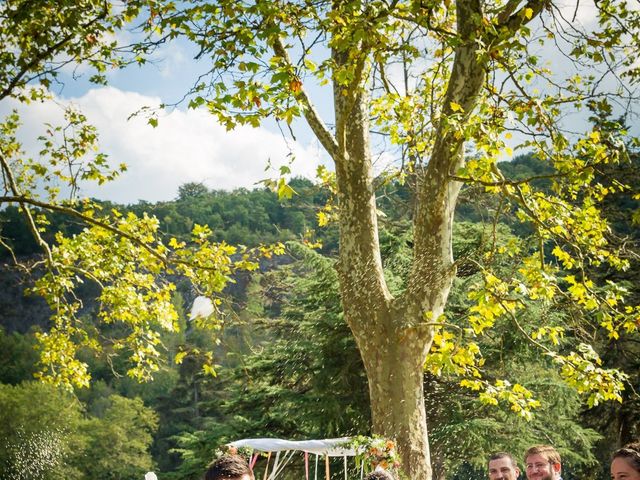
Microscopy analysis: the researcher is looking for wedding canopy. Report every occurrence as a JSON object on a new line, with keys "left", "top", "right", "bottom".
{"left": 228, "top": 437, "right": 356, "bottom": 456}
{"left": 226, "top": 437, "right": 367, "bottom": 480}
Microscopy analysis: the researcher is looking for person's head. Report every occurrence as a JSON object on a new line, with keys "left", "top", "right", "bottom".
{"left": 524, "top": 446, "right": 561, "bottom": 480}
{"left": 364, "top": 470, "right": 395, "bottom": 480}
{"left": 488, "top": 452, "right": 521, "bottom": 480}
{"left": 204, "top": 455, "right": 254, "bottom": 480}
{"left": 611, "top": 442, "right": 640, "bottom": 480}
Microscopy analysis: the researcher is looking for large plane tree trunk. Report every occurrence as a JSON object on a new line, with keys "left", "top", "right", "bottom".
{"left": 322, "top": 0, "right": 487, "bottom": 477}
{"left": 358, "top": 309, "right": 436, "bottom": 479}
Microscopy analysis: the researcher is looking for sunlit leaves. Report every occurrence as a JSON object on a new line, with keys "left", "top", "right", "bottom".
{"left": 478, "top": 380, "right": 541, "bottom": 420}
{"left": 443, "top": 189, "right": 637, "bottom": 410}
{"left": 34, "top": 327, "right": 92, "bottom": 389}
{"left": 314, "top": 164, "right": 339, "bottom": 227}
{"left": 531, "top": 326, "right": 565, "bottom": 346}
{"left": 0, "top": 0, "right": 147, "bottom": 102}
{"left": 460, "top": 249, "right": 635, "bottom": 408}
{"left": 467, "top": 273, "right": 514, "bottom": 335}
{"left": 371, "top": 92, "right": 438, "bottom": 161}
{"left": 566, "top": 0, "right": 640, "bottom": 83}
{"left": 2, "top": 105, "right": 126, "bottom": 205}
{"left": 37, "top": 107, "right": 126, "bottom": 196}
{"left": 550, "top": 344, "right": 628, "bottom": 408}
{"left": 552, "top": 246, "right": 575, "bottom": 270}
{"left": 425, "top": 327, "right": 483, "bottom": 378}
{"left": 146, "top": 0, "right": 311, "bottom": 130}
{"left": 449, "top": 102, "right": 463, "bottom": 113}
{"left": 427, "top": 320, "right": 543, "bottom": 419}
{"left": 25, "top": 208, "right": 275, "bottom": 389}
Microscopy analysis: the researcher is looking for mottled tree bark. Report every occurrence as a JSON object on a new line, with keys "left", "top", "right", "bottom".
{"left": 327, "top": 0, "right": 487, "bottom": 477}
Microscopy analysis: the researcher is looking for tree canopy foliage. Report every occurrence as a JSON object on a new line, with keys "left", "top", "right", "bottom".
{"left": 130, "top": 0, "right": 640, "bottom": 475}
{"left": 2, "top": 0, "right": 640, "bottom": 477}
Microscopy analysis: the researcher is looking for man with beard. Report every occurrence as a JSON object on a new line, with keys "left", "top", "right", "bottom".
{"left": 524, "top": 445, "right": 562, "bottom": 480}
{"left": 488, "top": 452, "right": 521, "bottom": 480}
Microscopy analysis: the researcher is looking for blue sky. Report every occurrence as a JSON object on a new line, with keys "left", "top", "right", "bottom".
{"left": 7, "top": 35, "right": 330, "bottom": 204}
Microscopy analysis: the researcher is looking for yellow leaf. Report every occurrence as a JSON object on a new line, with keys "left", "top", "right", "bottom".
{"left": 202, "top": 363, "right": 217, "bottom": 377}
{"left": 450, "top": 101, "right": 463, "bottom": 112}
{"left": 317, "top": 211, "right": 328, "bottom": 227}
{"left": 289, "top": 78, "right": 302, "bottom": 93}
{"left": 175, "top": 351, "right": 187, "bottom": 364}
{"left": 524, "top": 7, "right": 533, "bottom": 19}
{"left": 277, "top": 181, "right": 296, "bottom": 200}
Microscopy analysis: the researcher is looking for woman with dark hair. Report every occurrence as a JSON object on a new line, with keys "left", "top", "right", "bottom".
{"left": 611, "top": 442, "right": 640, "bottom": 480}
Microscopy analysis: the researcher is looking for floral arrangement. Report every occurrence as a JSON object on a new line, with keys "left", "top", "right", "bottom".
{"left": 345, "top": 435, "right": 401, "bottom": 473}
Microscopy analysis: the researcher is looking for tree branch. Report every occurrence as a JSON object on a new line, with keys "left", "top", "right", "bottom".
{"left": 448, "top": 167, "right": 587, "bottom": 187}
{"left": 0, "top": 4, "right": 109, "bottom": 102}
{"left": 494, "top": 0, "right": 547, "bottom": 36}
{"left": 0, "top": 194, "right": 168, "bottom": 265}
{"left": 0, "top": 194, "right": 258, "bottom": 274}
{"left": 271, "top": 36, "right": 340, "bottom": 159}
{"left": 336, "top": 51, "right": 370, "bottom": 147}
{"left": 0, "top": 152, "right": 54, "bottom": 266}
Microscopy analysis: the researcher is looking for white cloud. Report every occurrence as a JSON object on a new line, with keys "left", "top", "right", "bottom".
{"left": 156, "top": 42, "right": 189, "bottom": 79}
{"left": 553, "top": 0, "right": 639, "bottom": 30}
{"left": 4, "top": 87, "right": 327, "bottom": 204}
{"left": 554, "top": 0, "right": 599, "bottom": 27}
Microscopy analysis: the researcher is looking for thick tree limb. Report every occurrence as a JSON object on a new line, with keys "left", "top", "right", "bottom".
{"left": 335, "top": 51, "right": 370, "bottom": 151}
{"left": 403, "top": 0, "right": 486, "bottom": 318}
{"left": 495, "top": 0, "right": 547, "bottom": 36}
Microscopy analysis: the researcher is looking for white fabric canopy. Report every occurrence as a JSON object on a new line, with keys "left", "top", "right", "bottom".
{"left": 228, "top": 438, "right": 357, "bottom": 457}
